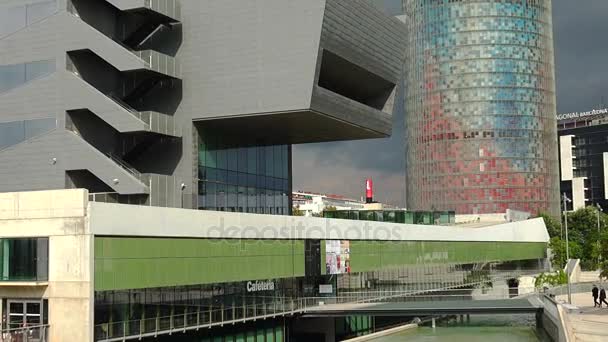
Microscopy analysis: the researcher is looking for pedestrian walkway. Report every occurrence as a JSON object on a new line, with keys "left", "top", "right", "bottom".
{"left": 557, "top": 293, "right": 608, "bottom": 342}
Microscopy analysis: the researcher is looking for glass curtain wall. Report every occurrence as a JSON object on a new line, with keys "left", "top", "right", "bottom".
{"left": 404, "top": 0, "right": 560, "bottom": 215}
{"left": 198, "top": 128, "right": 291, "bottom": 215}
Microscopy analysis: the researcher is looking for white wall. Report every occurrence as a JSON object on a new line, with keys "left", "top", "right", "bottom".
{"left": 0, "top": 189, "right": 93, "bottom": 342}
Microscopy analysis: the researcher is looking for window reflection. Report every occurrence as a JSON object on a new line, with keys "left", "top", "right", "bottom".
{"left": 0, "top": 0, "right": 57, "bottom": 38}
{"left": 198, "top": 129, "right": 291, "bottom": 215}
{"left": 0, "top": 118, "right": 56, "bottom": 151}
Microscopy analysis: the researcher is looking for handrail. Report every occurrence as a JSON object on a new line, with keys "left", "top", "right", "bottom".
{"left": 1, "top": 324, "right": 49, "bottom": 342}
{"left": 105, "top": 153, "right": 141, "bottom": 178}
{"left": 94, "top": 287, "right": 544, "bottom": 341}
{"left": 65, "top": 65, "right": 151, "bottom": 126}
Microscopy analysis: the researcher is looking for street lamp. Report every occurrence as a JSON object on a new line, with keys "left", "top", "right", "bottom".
{"left": 597, "top": 203, "right": 603, "bottom": 287}
{"left": 562, "top": 193, "right": 572, "bottom": 304}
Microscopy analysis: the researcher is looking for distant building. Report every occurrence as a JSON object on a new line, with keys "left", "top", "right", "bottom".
{"left": 293, "top": 191, "right": 365, "bottom": 216}
{"left": 403, "top": 0, "right": 560, "bottom": 216}
{"left": 292, "top": 191, "right": 398, "bottom": 216}
{"left": 558, "top": 108, "right": 608, "bottom": 210}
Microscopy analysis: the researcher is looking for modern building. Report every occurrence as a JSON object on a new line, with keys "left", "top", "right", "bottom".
{"left": 0, "top": 0, "right": 406, "bottom": 214}
{"left": 403, "top": 0, "right": 560, "bottom": 216}
{"left": 0, "top": 189, "right": 550, "bottom": 341}
{"left": 558, "top": 107, "right": 608, "bottom": 210}
{"left": 0, "top": 1, "right": 554, "bottom": 341}
{"left": 292, "top": 191, "right": 366, "bottom": 216}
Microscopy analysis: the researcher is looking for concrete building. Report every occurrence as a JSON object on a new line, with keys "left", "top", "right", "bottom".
{"left": 403, "top": 0, "right": 560, "bottom": 216}
{"left": 0, "top": 0, "right": 406, "bottom": 212}
{"left": 0, "top": 1, "right": 554, "bottom": 341}
{"left": 0, "top": 189, "right": 549, "bottom": 341}
{"left": 558, "top": 107, "right": 608, "bottom": 210}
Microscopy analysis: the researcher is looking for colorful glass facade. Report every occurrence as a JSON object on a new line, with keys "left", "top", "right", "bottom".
{"left": 404, "top": 0, "right": 560, "bottom": 215}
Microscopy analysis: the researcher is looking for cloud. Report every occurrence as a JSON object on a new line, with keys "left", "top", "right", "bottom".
{"left": 293, "top": 0, "right": 608, "bottom": 207}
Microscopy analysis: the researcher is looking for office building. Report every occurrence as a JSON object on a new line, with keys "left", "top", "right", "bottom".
{"left": 0, "top": 1, "right": 552, "bottom": 341}
{"left": 0, "top": 189, "right": 549, "bottom": 341}
{"left": 558, "top": 107, "right": 608, "bottom": 210}
{"left": 403, "top": 0, "right": 560, "bottom": 215}
{"left": 0, "top": 0, "right": 406, "bottom": 214}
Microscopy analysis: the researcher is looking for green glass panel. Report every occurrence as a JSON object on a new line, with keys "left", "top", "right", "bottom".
{"left": 94, "top": 238, "right": 305, "bottom": 291}
{"left": 266, "top": 328, "right": 274, "bottom": 342}
{"left": 275, "top": 326, "right": 283, "bottom": 342}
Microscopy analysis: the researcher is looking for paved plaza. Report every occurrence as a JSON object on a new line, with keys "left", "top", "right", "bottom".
{"left": 557, "top": 293, "right": 608, "bottom": 341}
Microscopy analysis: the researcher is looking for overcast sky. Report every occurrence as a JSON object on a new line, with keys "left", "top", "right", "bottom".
{"left": 292, "top": 0, "right": 608, "bottom": 207}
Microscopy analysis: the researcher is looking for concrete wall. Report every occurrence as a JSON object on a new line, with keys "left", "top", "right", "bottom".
{"left": 560, "top": 135, "right": 574, "bottom": 181}
{"left": 88, "top": 200, "right": 550, "bottom": 243}
{"left": 0, "top": 189, "right": 92, "bottom": 342}
{"left": 572, "top": 177, "right": 587, "bottom": 210}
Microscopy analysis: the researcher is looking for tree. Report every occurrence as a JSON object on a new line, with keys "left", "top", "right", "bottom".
{"left": 534, "top": 270, "right": 567, "bottom": 288}
{"left": 549, "top": 236, "right": 582, "bottom": 269}
{"left": 313, "top": 205, "right": 337, "bottom": 218}
{"left": 538, "top": 212, "right": 561, "bottom": 238}
{"left": 292, "top": 206, "right": 304, "bottom": 216}
{"left": 539, "top": 206, "right": 608, "bottom": 271}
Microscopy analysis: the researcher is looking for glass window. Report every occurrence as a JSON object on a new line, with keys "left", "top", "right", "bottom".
{"left": 216, "top": 144, "right": 227, "bottom": 170}
{"left": 237, "top": 186, "right": 246, "bottom": 212}
{"left": 237, "top": 172, "right": 247, "bottom": 187}
{"left": 247, "top": 187, "right": 256, "bottom": 211}
{"left": 257, "top": 146, "right": 265, "bottom": 175}
{"left": 282, "top": 145, "right": 289, "bottom": 179}
{"left": 205, "top": 182, "right": 216, "bottom": 209}
{"left": 0, "top": 60, "right": 55, "bottom": 92}
{"left": 0, "top": 238, "right": 48, "bottom": 281}
{"left": 24, "top": 118, "right": 55, "bottom": 140}
{"left": 0, "top": 63, "right": 25, "bottom": 93}
{"left": 197, "top": 131, "right": 291, "bottom": 215}
{"left": 226, "top": 170, "right": 238, "bottom": 185}
{"left": 226, "top": 185, "right": 237, "bottom": 212}
{"left": 216, "top": 183, "right": 226, "bottom": 211}
{"left": 226, "top": 147, "right": 238, "bottom": 171}
{"left": 274, "top": 145, "right": 282, "bottom": 179}
{"left": 205, "top": 138, "right": 217, "bottom": 168}
{"left": 0, "top": 6, "right": 26, "bottom": 38}
{"left": 265, "top": 145, "right": 274, "bottom": 177}
{"left": 247, "top": 147, "right": 257, "bottom": 174}
{"left": 237, "top": 147, "right": 247, "bottom": 173}
{"left": 0, "top": 120, "right": 24, "bottom": 150}
{"left": 26, "top": 1, "right": 57, "bottom": 25}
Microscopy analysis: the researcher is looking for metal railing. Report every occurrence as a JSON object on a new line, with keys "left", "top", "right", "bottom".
{"left": 89, "top": 192, "right": 148, "bottom": 205}
{"left": 105, "top": 153, "right": 144, "bottom": 180}
{"left": 0, "top": 325, "right": 49, "bottom": 342}
{"left": 94, "top": 287, "right": 543, "bottom": 341}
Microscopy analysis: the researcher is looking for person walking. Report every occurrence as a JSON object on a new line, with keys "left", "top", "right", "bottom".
{"left": 593, "top": 284, "right": 599, "bottom": 307}
{"left": 600, "top": 287, "right": 608, "bottom": 308}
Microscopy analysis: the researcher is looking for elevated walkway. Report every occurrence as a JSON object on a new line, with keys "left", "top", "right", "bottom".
{"left": 94, "top": 288, "right": 545, "bottom": 342}
{"left": 302, "top": 298, "right": 542, "bottom": 317}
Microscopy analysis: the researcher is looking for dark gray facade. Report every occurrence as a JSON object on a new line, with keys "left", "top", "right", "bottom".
{"left": 0, "top": 0, "right": 406, "bottom": 209}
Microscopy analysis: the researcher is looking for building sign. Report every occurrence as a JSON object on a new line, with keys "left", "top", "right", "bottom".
{"left": 557, "top": 108, "right": 608, "bottom": 121}
{"left": 325, "top": 240, "right": 350, "bottom": 274}
{"left": 246, "top": 280, "right": 275, "bottom": 292}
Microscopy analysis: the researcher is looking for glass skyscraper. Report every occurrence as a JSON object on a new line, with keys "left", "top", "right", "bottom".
{"left": 404, "top": 0, "right": 560, "bottom": 215}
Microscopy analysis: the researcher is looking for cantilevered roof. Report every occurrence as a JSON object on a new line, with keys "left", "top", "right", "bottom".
{"left": 88, "top": 202, "right": 549, "bottom": 243}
